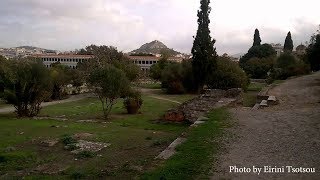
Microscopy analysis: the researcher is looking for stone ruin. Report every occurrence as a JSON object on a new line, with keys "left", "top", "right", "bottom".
{"left": 163, "top": 88, "right": 242, "bottom": 123}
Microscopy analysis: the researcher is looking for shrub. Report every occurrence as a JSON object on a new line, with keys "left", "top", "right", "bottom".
{"left": 244, "top": 57, "right": 274, "bottom": 79}
{"left": 270, "top": 53, "right": 310, "bottom": 80}
{"left": 149, "top": 57, "right": 171, "bottom": 81}
{"left": 61, "top": 135, "right": 78, "bottom": 145}
{"left": 76, "top": 151, "right": 96, "bottom": 159}
{"left": 161, "top": 63, "right": 185, "bottom": 94}
{"left": 123, "top": 90, "right": 143, "bottom": 114}
{"left": 207, "top": 57, "right": 249, "bottom": 90}
{"left": 0, "top": 58, "right": 52, "bottom": 117}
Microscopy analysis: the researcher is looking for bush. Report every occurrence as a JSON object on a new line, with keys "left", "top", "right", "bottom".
{"left": 161, "top": 63, "right": 185, "bottom": 94}
{"left": 270, "top": 53, "right": 310, "bottom": 80}
{"left": 76, "top": 151, "right": 96, "bottom": 159}
{"left": 149, "top": 58, "right": 171, "bottom": 81}
{"left": 242, "top": 57, "right": 274, "bottom": 79}
{"left": 61, "top": 135, "right": 78, "bottom": 145}
{"left": 123, "top": 90, "right": 143, "bottom": 114}
{"left": 207, "top": 57, "right": 249, "bottom": 90}
{"left": 239, "top": 44, "right": 276, "bottom": 78}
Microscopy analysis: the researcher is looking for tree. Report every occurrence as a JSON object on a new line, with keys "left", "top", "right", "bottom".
{"left": 0, "top": 58, "right": 52, "bottom": 117}
{"left": 284, "top": 31, "right": 294, "bottom": 52}
{"left": 253, "top": 29, "right": 261, "bottom": 46}
{"left": 306, "top": 34, "right": 320, "bottom": 71}
{"left": 207, "top": 56, "right": 249, "bottom": 90}
{"left": 240, "top": 43, "right": 276, "bottom": 66}
{"left": 239, "top": 44, "right": 276, "bottom": 78}
{"left": 77, "top": 45, "right": 140, "bottom": 82}
{"left": 50, "top": 63, "right": 73, "bottom": 100}
{"left": 88, "top": 65, "right": 130, "bottom": 119}
{"left": 149, "top": 56, "right": 171, "bottom": 81}
{"left": 191, "top": 0, "right": 217, "bottom": 92}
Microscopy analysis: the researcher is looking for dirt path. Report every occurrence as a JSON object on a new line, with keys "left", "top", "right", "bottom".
{"left": 211, "top": 72, "right": 320, "bottom": 180}
{"left": 0, "top": 93, "right": 93, "bottom": 114}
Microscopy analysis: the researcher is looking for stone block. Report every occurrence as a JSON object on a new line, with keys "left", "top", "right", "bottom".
{"left": 163, "top": 109, "right": 185, "bottom": 122}
{"left": 259, "top": 100, "right": 268, "bottom": 108}
{"left": 267, "top": 96, "right": 278, "bottom": 105}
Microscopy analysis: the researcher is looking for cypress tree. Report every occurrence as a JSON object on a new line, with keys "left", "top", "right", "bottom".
{"left": 253, "top": 29, "right": 261, "bottom": 46}
{"left": 191, "top": 0, "right": 217, "bottom": 92}
{"left": 284, "top": 31, "right": 294, "bottom": 52}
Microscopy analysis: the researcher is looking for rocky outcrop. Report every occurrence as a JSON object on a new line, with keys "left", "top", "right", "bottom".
{"left": 163, "top": 88, "right": 242, "bottom": 123}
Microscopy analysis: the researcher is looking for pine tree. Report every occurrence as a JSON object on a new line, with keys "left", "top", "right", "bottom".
{"left": 191, "top": 0, "right": 217, "bottom": 92}
{"left": 284, "top": 31, "right": 294, "bottom": 52}
{"left": 253, "top": 29, "right": 261, "bottom": 46}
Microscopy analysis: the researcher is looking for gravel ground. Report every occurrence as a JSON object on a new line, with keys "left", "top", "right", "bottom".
{"left": 211, "top": 72, "right": 320, "bottom": 180}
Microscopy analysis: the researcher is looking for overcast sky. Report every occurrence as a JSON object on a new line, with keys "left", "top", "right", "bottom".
{"left": 0, "top": 0, "right": 319, "bottom": 55}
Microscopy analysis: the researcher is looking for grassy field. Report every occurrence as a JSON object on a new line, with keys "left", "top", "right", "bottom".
{"left": 0, "top": 96, "right": 189, "bottom": 179}
{"left": 137, "top": 83, "right": 162, "bottom": 89}
{"left": 142, "top": 108, "right": 231, "bottom": 179}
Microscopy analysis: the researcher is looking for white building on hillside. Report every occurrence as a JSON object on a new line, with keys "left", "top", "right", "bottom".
{"left": 32, "top": 54, "right": 94, "bottom": 69}
{"left": 127, "top": 56, "right": 183, "bottom": 73}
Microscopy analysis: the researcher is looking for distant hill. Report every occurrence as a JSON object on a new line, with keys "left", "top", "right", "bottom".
{"left": 15, "top": 46, "right": 55, "bottom": 52}
{"left": 130, "top": 40, "right": 181, "bottom": 56}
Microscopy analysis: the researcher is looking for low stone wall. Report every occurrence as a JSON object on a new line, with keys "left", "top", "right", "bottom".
{"left": 163, "top": 88, "right": 242, "bottom": 123}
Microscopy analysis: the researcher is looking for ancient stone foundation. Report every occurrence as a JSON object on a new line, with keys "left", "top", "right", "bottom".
{"left": 163, "top": 88, "right": 242, "bottom": 123}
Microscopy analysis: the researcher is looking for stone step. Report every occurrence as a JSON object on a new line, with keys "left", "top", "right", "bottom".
{"left": 252, "top": 103, "right": 260, "bottom": 110}
{"left": 267, "top": 95, "right": 278, "bottom": 105}
{"left": 259, "top": 100, "right": 268, "bottom": 108}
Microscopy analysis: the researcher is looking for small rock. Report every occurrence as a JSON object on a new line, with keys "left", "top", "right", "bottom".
{"left": 4, "top": 146, "right": 16, "bottom": 152}
{"left": 163, "top": 109, "right": 185, "bottom": 122}
{"left": 41, "top": 139, "right": 59, "bottom": 147}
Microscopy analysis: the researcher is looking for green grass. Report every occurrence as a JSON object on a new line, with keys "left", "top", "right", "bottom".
{"left": 247, "top": 82, "right": 266, "bottom": 92}
{"left": 0, "top": 96, "right": 189, "bottom": 178}
{"left": 141, "top": 108, "right": 231, "bottom": 180}
{"left": 138, "top": 83, "right": 162, "bottom": 89}
{"left": 242, "top": 92, "right": 258, "bottom": 107}
{"left": 272, "top": 80, "right": 285, "bottom": 85}
{"left": 242, "top": 82, "right": 267, "bottom": 107}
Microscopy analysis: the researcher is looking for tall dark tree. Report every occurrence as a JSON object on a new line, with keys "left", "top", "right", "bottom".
{"left": 284, "top": 31, "right": 294, "bottom": 52}
{"left": 253, "top": 29, "right": 261, "bottom": 46}
{"left": 307, "top": 34, "right": 320, "bottom": 71}
{"left": 191, "top": 0, "right": 217, "bottom": 92}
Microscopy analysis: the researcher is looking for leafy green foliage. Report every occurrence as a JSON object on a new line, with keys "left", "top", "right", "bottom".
{"left": 50, "top": 63, "right": 73, "bottom": 100}
{"left": 191, "top": 0, "right": 217, "bottom": 92}
{"left": 61, "top": 134, "right": 78, "bottom": 145}
{"left": 306, "top": 34, "right": 320, "bottom": 71}
{"left": 244, "top": 57, "right": 274, "bottom": 79}
{"left": 161, "top": 62, "right": 185, "bottom": 94}
{"left": 284, "top": 31, "right": 294, "bottom": 52}
{"left": 123, "top": 90, "right": 143, "bottom": 114}
{"left": 88, "top": 65, "right": 130, "bottom": 119}
{"left": 253, "top": 29, "right": 261, "bottom": 46}
{"left": 240, "top": 44, "right": 276, "bottom": 78}
{"left": 207, "top": 57, "right": 249, "bottom": 90}
{"left": 76, "top": 151, "right": 96, "bottom": 159}
{"left": 77, "top": 45, "right": 140, "bottom": 82}
{"left": 270, "top": 53, "right": 310, "bottom": 80}
{"left": 0, "top": 58, "right": 52, "bottom": 117}
{"left": 149, "top": 57, "right": 171, "bottom": 81}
